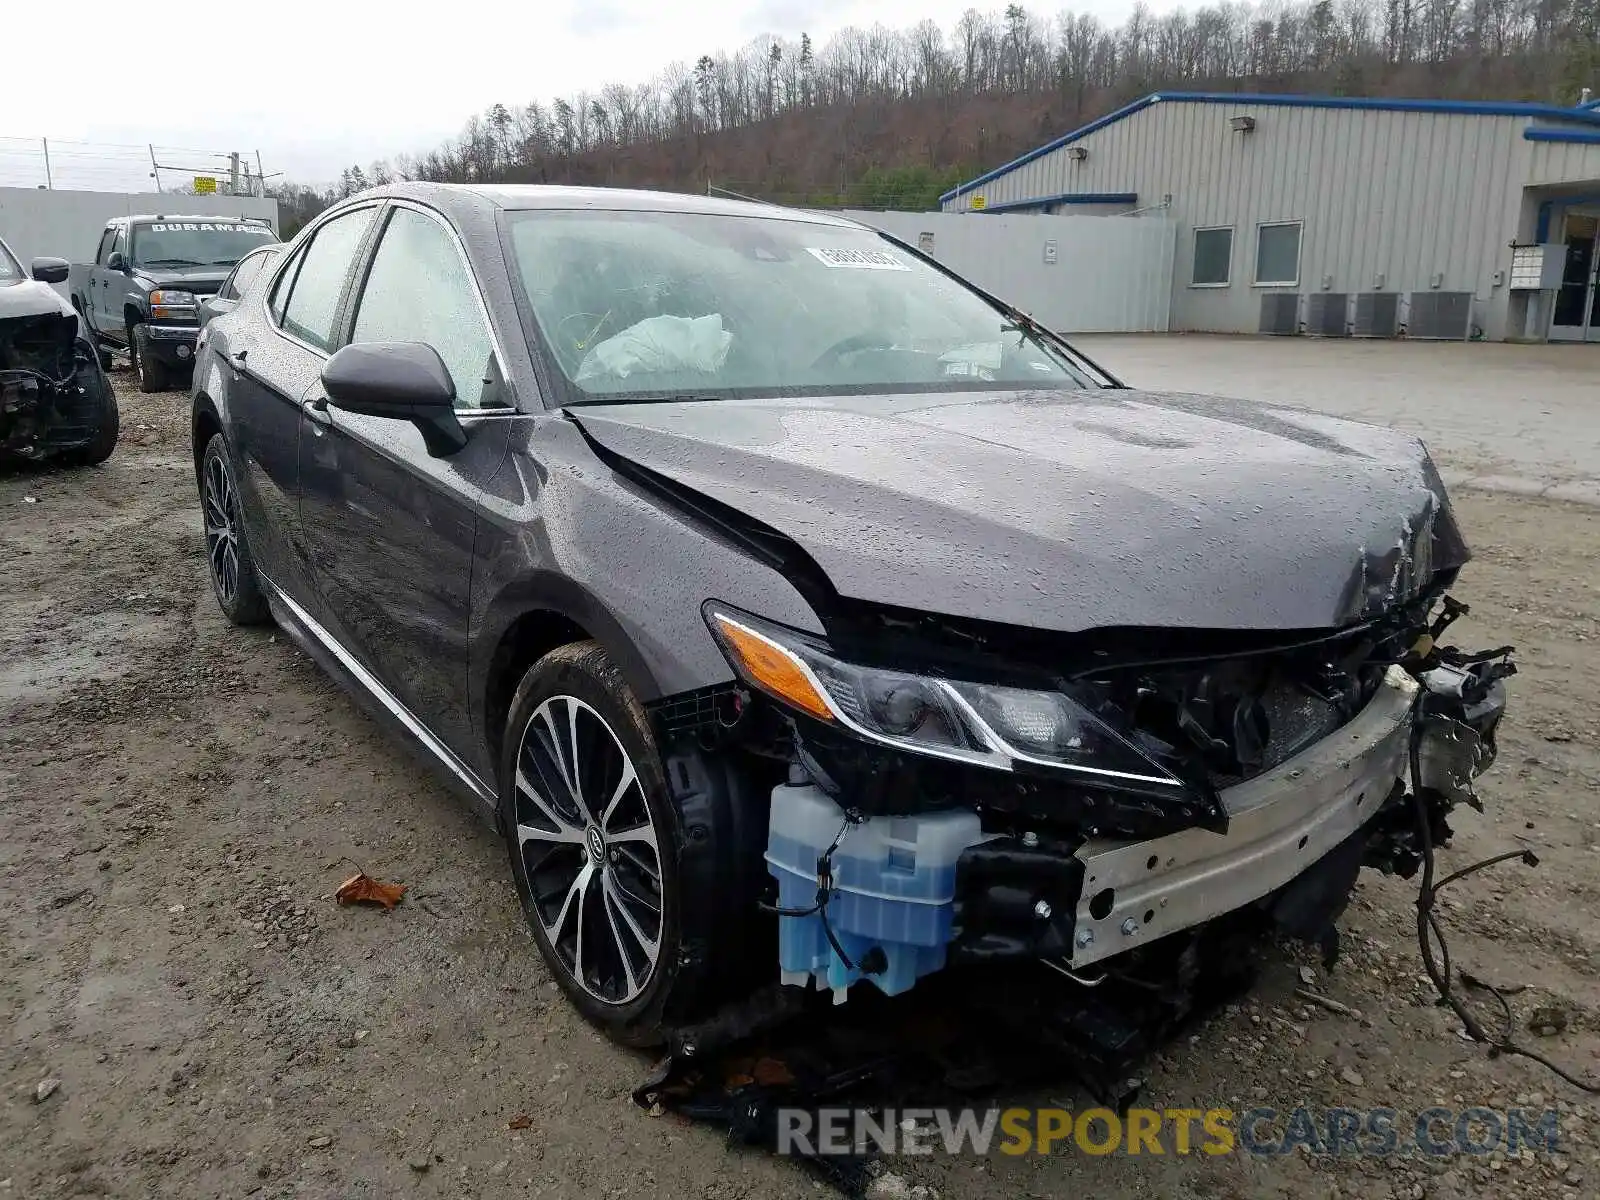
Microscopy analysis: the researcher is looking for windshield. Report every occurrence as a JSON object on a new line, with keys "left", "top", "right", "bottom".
{"left": 131, "top": 221, "right": 276, "bottom": 268}
{"left": 0, "top": 238, "right": 21, "bottom": 281}
{"left": 503, "top": 209, "right": 1101, "bottom": 403}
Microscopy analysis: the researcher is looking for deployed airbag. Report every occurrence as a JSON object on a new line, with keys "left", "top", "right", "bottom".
{"left": 576, "top": 313, "right": 733, "bottom": 381}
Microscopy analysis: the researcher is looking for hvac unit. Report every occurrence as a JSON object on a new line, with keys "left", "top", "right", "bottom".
{"left": 1258, "top": 292, "right": 1301, "bottom": 335}
{"left": 1304, "top": 293, "right": 1350, "bottom": 337}
{"left": 1406, "top": 291, "right": 1473, "bottom": 340}
{"left": 1351, "top": 292, "right": 1400, "bottom": 338}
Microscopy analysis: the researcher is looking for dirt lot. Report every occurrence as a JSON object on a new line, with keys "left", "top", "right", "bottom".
{"left": 3, "top": 372, "right": 1598, "bottom": 1200}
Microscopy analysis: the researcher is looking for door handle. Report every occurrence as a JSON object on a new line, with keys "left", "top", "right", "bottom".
{"left": 303, "top": 395, "right": 332, "bottom": 427}
{"left": 231, "top": 349, "right": 249, "bottom": 365}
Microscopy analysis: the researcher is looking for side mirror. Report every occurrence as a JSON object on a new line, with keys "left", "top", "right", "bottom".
{"left": 30, "top": 256, "right": 69, "bottom": 284}
{"left": 106, "top": 251, "right": 128, "bottom": 272}
{"left": 321, "top": 342, "right": 466, "bottom": 457}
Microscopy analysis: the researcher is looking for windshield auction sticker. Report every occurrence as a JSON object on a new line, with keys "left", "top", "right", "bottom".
{"left": 806, "top": 247, "right": 910, "bottom": 271}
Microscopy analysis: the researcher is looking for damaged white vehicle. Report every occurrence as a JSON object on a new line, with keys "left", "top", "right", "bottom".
{"left": 0, "top": 237, "right": 118, "bottom": 465}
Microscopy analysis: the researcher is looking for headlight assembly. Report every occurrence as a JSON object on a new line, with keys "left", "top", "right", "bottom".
{"left": 704, "top": 602, "right": 1186, "bottom": 791}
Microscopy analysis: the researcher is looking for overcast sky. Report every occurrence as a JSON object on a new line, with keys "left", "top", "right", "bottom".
{"left": 1, "top": 0, "right": 1169, "bottom": 191}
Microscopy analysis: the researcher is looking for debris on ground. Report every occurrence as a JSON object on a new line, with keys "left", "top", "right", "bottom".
{"left": 333, "top": 871, "right": 406, "bottom": 909}
{"left": 32, "top": 1078, "right": 60, "bottom": 1104}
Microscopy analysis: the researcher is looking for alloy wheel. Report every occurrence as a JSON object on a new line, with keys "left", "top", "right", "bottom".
{"left": 514, "top": 695, "right": 664, "bottom": 1006}
{"left": 202, "top": 452, "right": 242, "bottom": 606}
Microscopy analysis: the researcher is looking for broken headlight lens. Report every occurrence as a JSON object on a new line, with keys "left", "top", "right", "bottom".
{"left": 704, "top": 603, "right": 1185, "bottom": 789}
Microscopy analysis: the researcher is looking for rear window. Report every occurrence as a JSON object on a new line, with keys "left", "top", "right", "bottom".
{"left": 131, "top": 222, "right": 277, "bottom": 269}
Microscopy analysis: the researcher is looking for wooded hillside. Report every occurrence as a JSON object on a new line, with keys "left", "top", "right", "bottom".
{"left": 271, "top": 0, "right": 1600, "bottom": 230}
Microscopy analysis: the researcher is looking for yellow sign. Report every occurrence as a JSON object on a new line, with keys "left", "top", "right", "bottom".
{"left": 193, "top": 176, "right": 218, "bottom": 195}
{"left": 970, "top": 194, "right": 986, "bottom": 210}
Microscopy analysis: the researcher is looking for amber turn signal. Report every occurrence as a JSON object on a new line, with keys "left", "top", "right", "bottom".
{"left": 709, "top": 613, "right": 834, "bottom": 722}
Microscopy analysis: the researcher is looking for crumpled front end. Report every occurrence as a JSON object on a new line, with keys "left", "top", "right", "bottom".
{"left": 1, "top": 313, "right": 110, "bottom": 461}
{"left": 665, "top": 589, "right": 1513, "bottom": 1006}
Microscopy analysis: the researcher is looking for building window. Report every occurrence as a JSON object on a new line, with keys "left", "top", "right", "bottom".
{"left": 1192, "top": 227, "right": 1233, "bottom": 286}
{"left": 1254, "top": 221, "right": 1303, "bottom": 286}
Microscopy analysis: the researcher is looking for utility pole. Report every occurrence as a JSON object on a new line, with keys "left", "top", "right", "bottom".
{"left": 255, "top": 151, "right": 265, "bottom": 197}
{"left": 148, "top": 144, "right": 160, "bottom": 191}
{"left": 229, "top": 151, "right": 241, "bottom": 196}
{"left": 41, "top": 138, "right": 52, "bottom": 189}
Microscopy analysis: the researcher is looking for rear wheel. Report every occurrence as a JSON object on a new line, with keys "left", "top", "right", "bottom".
{"left": 132, "top": 325, "right": 170, "bottom": 393}
{"left": 200, "top": 433, "right": 270, "bottom": 625}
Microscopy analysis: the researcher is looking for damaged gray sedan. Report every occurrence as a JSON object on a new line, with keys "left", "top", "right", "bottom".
{"left": 192, "top": 184, "right": 1512, "bottom": 1052}
{"left": 0, "top": 236, "right": 118, "bottom": 465}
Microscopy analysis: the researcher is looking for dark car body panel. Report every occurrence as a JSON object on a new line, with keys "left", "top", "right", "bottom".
{"left": 566, "top": 390, "right": 1468, "bottom": 634}
{"left": 194, "top": 181, "right": 1467, "bottom": 823}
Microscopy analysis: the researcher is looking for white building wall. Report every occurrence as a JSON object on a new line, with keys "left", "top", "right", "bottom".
{"left": 1525, "top": 139, "right": 1600, "bottom": 185}
{"left": 0, "top": 187, "right": 280, "bottom": 300}
{"left": 942, "top": 101, "right": 1542, "bottom": 340}
{"left": 842, "top": 209, "right": 1175, "bottom": 333}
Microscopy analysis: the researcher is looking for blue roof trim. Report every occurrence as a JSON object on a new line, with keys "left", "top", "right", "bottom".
{"left": 1525, "top": 126, "right": 1600, "bottom": 145}
{"left": 940, "top": 91, "right": 1600, "bottom": 203}
{"left": 977, "top": 191, "right": 1138, "bottom": 213}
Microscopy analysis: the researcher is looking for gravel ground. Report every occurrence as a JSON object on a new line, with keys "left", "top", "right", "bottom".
{"left": 2, "top": 370, "right": 1597, "bottom": 1199}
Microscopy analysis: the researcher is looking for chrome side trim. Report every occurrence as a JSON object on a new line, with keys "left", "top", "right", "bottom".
{"left": 261, "top": 574, "right": 498, "bottom": 806}
{"left": 1067, "top": 665, "right": 1421, "bottom": 969}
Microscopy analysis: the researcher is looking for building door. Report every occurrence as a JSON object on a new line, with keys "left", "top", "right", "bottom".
{"left": 1550, "top": 213, "right": 1598, "bottom": 342}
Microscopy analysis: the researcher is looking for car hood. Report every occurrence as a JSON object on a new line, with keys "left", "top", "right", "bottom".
{"left": 569, "top": 388, "right": 1470, "bottom": 634}
{"left": 134, "top": 267, "right": 231, "bottom": 295}
{"left": 0, "top": 276, "right": 77, "bottom": 324}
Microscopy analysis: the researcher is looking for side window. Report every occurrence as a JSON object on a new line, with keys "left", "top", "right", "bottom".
{"left": 96, "top": 228, "right": 116, "bottom": 265}
{"left": 268, "top": 247, "right": 301, "bottom": 324}
{"left": 223, "top": 250, "right": 269, "bottom": 300}
{"left": 1191, "top": 227, "right": 1233, "bottom": 287}
{"left": 279, "top": 208, "right": 377, "bottom": 352}
{"left": 350, "top": 207, "right": 502, "bottom": 409}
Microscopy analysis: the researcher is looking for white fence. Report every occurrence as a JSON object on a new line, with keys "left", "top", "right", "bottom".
{"left": 0, "top": 187, "right": 280, "bottom": 299}
{"left": 840, "top": 209, "right": 1175, "bottom": 334}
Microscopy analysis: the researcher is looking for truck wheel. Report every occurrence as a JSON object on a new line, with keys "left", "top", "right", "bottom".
{"left": 69, "top": 362, "right": 119, "bottom": 466}
{"left": 132, "top": 325, "right": 170, "bottom": 393}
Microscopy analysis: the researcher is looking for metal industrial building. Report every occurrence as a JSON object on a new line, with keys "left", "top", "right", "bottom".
{"left": 940, "top": 92, "right": 1600, "bottom": 342}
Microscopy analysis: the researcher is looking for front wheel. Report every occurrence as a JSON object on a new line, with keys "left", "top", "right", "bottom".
{"left": 502, "top": 641, "right": 782, "bottom": 1046}
{"left": 199, "top": 433, "right": 270, "bottom": 625}
{"left": 69, "top": 361, "right": 119, "bottom": 465}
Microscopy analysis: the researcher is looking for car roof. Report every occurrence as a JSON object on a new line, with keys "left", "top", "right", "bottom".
{"left": 357, "top": 181, "right": 864, "bottom": 228}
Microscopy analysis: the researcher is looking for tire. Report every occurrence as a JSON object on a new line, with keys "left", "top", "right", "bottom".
{"left": 500, "top": 642, "right": 752, "bottom": 1047}
{"left": 68, "top": 361, "right": 119, "bottom": 466}
{"left": 132, "top": 325, "right": 170, "bottom": 393}
{"left": 199, "top": 433, "right": 271, "bottom": 625}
